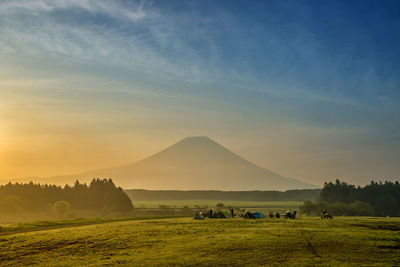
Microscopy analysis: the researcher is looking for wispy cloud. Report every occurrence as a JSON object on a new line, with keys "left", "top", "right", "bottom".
{"left": 0, "top": 0, "right": 147, "bottom": 22}
{"left": 0, "top": 0, "right": 223, "bottom": 84}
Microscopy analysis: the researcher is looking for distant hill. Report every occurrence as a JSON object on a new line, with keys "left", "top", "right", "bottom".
{"left": 125, "top": 189, "right": 321, "bottom": 202}
{"left": 2, "top": 136, "right": 318, "bottom": 190}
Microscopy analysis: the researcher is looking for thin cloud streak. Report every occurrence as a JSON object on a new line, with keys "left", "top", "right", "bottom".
{"left": 0, "top": 0, "right": 147, "bottom": 22}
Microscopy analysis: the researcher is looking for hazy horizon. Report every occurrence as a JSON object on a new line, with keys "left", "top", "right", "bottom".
{"left": 1, "top": 0, "right": 400, "bottom": 187}
{"left": 0, "top": 136, "right": 318, "bottom": 190}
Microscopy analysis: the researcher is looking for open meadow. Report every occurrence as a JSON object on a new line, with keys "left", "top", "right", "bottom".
{"left": 1, "top": 216, "right": 399, "bottom": 266}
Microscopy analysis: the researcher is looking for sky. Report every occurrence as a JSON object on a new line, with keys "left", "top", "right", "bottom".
{"left": 0, "top": 0, "right": 399, "bottom": 186}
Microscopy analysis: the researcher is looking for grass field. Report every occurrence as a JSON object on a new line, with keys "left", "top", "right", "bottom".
{"left": 0, "top": 200, "right": 302, "bottom": 224}
{"left": 1, "top": 216, "right": 399, "bottom": 266}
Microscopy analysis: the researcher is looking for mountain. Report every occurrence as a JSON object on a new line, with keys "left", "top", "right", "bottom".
{"left": 4, "top": 137, "right": 318, "bottom": 190}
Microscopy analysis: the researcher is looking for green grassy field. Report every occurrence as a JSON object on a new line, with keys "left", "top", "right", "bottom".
{"left": 0, "top": 200, "right": 301, "bottom": 224}
{"left": 1, "top": 216, "right": 399, "bottom": 266}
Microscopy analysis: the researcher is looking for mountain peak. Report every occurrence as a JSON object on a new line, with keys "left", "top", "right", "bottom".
{"left": 180, "top": 136, "right": 214, "bottom": 142}
{"left": 170, "top": 136, "right": 221, "bottom": 149}
{"left": 165, "top": 136, "right": 228, "bottom": 155}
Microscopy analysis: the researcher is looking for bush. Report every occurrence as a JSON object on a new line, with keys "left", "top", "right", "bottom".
{"left": 300, "top": 200, "right": 376, "bottom": 216}
{"left": 300, "top": 201, "right": 328, "bottom": 216}
{"left": 330, "top": 202, "right": 353, "bottom": 216}
{"left": 216, "top": 203, "right": 224, "bottom": 209}
{"left": 350, "top": 201, "right": 374, "bottom": 216}
{"left": 52, "top": 201, "right": 71, "bottom": 218}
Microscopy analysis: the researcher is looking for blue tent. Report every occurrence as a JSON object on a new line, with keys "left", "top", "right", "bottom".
{"left": 253, "top": 212, "right": 265, "bottom": 218}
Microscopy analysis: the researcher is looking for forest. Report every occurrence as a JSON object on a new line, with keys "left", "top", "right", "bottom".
{"left": 300, "top": 179, "right": 400, "bottom": 216}
{"left": 0, "top": 179, "right": 134, "bottom": 218}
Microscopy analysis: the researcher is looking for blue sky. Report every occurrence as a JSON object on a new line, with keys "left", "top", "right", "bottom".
{"left": 0, "top": 0, "right": 399, "bottom": 185}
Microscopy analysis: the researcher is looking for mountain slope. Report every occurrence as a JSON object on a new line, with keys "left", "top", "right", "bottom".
{"left": 47, "top": 136, "right": 316, "bottom": 190}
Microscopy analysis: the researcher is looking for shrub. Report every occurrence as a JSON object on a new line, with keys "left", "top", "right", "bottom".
{"left": 350, "top": 201, "right": 374, "bottom": 216}
{"left": 300, "top": 200, "right": 376, "bottom": 216}
{"left": 216, "top": 203, "right": 224, "bottom": 209}
{"left": 330, "top": 202, "right": 353, "bottom": 216}
{"left": 52, "top": 201, "right": 71, "bottom": 218}
{"left": 300, "top": 201, "right": 328, "bottom": 215}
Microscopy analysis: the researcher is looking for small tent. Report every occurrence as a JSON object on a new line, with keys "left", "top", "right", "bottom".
{"left": 194, "top": 212, "right": 204, "bottom": 220}
{"left": 216, "top": 211, "right": 227, "bottom": 218}
{"left": 253, "top": 212, "right": 265, "bottom": 218}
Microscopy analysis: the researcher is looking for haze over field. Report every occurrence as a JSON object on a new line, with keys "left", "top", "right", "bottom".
{"left": 1, "top": 1, "right": 400, "bottom": 187}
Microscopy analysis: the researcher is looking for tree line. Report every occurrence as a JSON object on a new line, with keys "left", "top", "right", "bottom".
{"left": 0, "top": 179, "right": 134, "bottom": 215}
{"left": 125, "top": 189, "right": 320, "bottom": 202}
{"left": 300, "top": 179, "right": 400, "bottom": 216}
